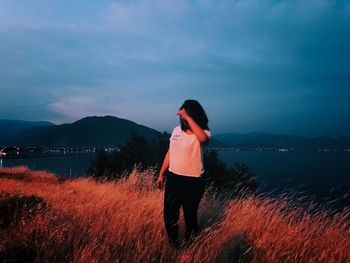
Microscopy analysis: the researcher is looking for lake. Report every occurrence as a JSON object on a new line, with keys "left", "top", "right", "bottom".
{"left": 1, "top": 151, "right": 349, "bottom": 207}
{"left": 0, "top": 153, "right": 96, "bottom": 178}
{"left": 218, "top": 151, "right": 350, "bottom": 207}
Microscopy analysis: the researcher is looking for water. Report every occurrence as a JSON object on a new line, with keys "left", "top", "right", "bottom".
{"left": 1, "top": 151, "right": 349, "bottom": 207}
{"left": 0, "top": 153, "right": 95, "bottom": 178}
{"left": 218, "top": 150, "right": 350, "bottom": 207}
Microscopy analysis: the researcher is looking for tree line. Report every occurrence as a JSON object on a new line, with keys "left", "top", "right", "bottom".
{"left": 89, "top": 132, "right": 257, "bottom": 197}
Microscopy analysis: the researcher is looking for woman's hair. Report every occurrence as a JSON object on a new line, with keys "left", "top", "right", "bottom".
{"left": 179, "top": 100, "right": 209, "bottom": 131}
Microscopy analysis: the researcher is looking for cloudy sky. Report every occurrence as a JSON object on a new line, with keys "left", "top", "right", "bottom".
{"left": 0, "top": 0, "right": 349, "bottom": 136}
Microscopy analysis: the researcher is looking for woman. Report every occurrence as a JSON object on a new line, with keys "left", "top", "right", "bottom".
{"left": 156, "top": 99, "right": 211, "bottom": 248}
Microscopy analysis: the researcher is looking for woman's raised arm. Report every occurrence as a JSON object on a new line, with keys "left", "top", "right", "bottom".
{"left": 177, "top": 109, "right": 210, "bottom": 143}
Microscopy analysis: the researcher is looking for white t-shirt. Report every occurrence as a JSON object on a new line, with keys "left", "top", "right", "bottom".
{"left": 168, "top": 125, "right": 211, "bottom": 177}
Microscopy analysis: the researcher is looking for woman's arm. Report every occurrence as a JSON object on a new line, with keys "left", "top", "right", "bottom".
{"left": 159, "top": 149, "right": 170, "bottom": 177}
{"left": 177, "top": 109, "right": 210, "bottom": 143}
{"left": 157, "top": 149, "right": 170, "bottom": 188}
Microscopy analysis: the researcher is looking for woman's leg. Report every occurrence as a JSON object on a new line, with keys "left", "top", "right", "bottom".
{"left": 182, "top": 178, "right": 205, "bottom": 242}
{"left": 163, "top": 173, "right": 182, "bottom": 247}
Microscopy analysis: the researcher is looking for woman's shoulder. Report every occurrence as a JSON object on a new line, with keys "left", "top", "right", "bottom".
{"left": 169, "top": 126, "right": 181, "bottom": 142}
{"left": 172, "top": 125, "right": 181, "bottom": 133}
{"left": 170, "top": 125, "right": 181, "bottom": 137}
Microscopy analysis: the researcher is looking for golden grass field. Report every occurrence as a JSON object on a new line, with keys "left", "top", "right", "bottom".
{"left": 0, "top": 166, "right": 349, "bottom": 262}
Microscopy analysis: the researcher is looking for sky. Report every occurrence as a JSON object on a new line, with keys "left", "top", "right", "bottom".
{"left": 0, "top": 0, "right": 349, "bottom": 137}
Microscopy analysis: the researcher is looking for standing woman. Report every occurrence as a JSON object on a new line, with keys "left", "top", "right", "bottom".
{"left": 157, "top": 100, "right": 211, "bottom": 248}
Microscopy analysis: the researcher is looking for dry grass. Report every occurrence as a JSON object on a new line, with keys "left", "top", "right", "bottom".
{"left": 0, "top": 166, "right": 349, "bottom": 263}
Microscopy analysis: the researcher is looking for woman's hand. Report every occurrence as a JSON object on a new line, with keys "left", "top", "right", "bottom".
{"left": 156, "top": 174, "right": 164, "bottom": 189}
{"left": 177, "top": 108, "right": 190, "bottom": 120}
{"left": 177, "top": 108, "right": 210, "bottom": 143}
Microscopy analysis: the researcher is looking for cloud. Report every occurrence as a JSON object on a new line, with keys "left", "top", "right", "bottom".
{"left": 0, "top": 0, "right": 349, "bottom": 135}
{"left": 45, "top": 88, "right": 147, "bottom": 124}
{"left": 48, "top": 97, "right": 105, "bottom": 122}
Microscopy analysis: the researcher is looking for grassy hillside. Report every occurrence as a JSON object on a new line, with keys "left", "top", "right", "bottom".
{"left": 0, "top": 166, "right": 349, "bottom": 262}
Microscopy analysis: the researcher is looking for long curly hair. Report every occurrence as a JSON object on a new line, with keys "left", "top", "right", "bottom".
{"left": 179, "top": 100, "right": 209, "bottom": 131}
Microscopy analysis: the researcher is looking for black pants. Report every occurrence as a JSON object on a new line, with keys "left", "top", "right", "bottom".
{"left": 163, "top": 171, "right": 205, "bottom": 246}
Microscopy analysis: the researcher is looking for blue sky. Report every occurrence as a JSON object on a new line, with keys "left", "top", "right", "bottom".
{"left": 0, "top": 0, "right": 349, "bottom": 136}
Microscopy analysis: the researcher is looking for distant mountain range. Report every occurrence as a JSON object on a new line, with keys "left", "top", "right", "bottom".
{"left": 0, "top": 116, "right": 162, "bottom": 148}
{"left": 0, "top": 120, "right": 53, "bottom": 139}
{"left": 213, "top": 132, "right": 350, "bottom": 149}
{"left": 0, "top": 116, "right": 349, "bottom": 149}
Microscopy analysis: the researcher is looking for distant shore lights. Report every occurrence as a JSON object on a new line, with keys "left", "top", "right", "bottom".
{"left": 0, "top": 149, "right": 5, "bottom": 168}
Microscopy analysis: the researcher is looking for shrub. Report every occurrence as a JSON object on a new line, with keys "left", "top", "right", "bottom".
{"left": 89, "top": 133, "right": 257, "bottom": 195}
{"left": 0, "top": 193, "right": 47, "bottom": 228}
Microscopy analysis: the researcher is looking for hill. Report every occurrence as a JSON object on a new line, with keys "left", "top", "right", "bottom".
{"left": 214, "top": 132, "right": 350, "bottom": 149}
{"left": 0, "top": 166, "right": 349, "bottom": 262}
{"left": 0, "top": 120, "right": 53, "bottom": 139}
{"left": 3, "top": 116, "right": 162, "bottom": 148}
{"left": 2, "top": 116, "right": 350, "bottom": 149}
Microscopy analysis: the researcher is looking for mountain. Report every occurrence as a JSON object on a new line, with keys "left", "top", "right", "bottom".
{"left": 0, "top": 120, "right": 53, "bottom": 139}
{"left": 214, "top": 132, "right": 350, "bottom": 149}
{"left": 3, "top": 116, "right": 162, "bottom": 148}
{"left": 2, "top": 116, "right": 349, "bottom": 149}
